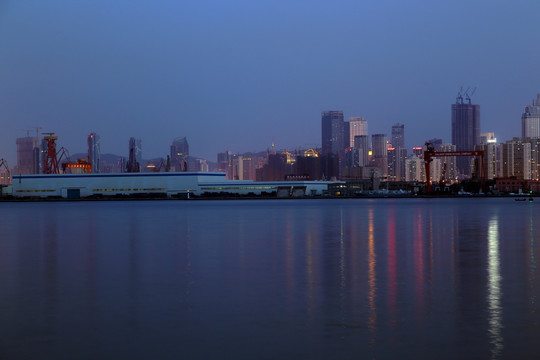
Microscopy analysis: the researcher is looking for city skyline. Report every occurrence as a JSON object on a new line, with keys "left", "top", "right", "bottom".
{"left": 1, "top": 1, "right": 540, "bottom": 165}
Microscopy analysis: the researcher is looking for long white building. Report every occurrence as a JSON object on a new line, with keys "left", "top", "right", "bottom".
{"left": 10, "top": 172, "right": 337, "bottom": 199}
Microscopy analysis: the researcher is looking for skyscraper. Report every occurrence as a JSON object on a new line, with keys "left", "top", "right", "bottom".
{"left": 348, "top": 117, "right": 368, "bottom": 148}
{"left": 126, "top": 137, "right": 142, "bottom": 172}
{"left": 522, "top": 94, "right": 540, "bottom": 139}
{"left": 321, "top": 111, "right": 345, "bottom": 155}
{"left": 353, "top": 135, "right": 369, "bottom": 166}
{"left": 171, "top": 137, "right": 189, "bottom": 171}
{"left": 452, "top": 94, "right": 480, "bottom": 176}
{"left": 371, "top": 134, "right": 388, "bottom": 176}
{"left": 87, "top": 132, "right": 100, "bottom": 173}
{"left": 391, "top": 123, "right": 405, "bottom": 149}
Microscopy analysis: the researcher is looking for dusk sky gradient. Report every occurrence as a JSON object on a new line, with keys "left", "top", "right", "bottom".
{"left": 1, "top": 0, "right": 540, "bottom": 164}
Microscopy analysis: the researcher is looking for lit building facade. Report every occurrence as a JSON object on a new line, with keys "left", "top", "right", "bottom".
{"left": 474, "top": 142, "right": 497, "bottom": 180}
{"left": 500, "top": 138, "right": 531, "bottom": 180}
{"left": 348, "top": 117, "right": 368, "bottom": 148}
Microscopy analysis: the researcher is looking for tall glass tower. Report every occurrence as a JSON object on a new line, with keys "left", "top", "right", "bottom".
{"left": 87, "top": 132, "right": 100, "bottom": 173}
{"left": 391, "top": 123, "right": 405, "bottom": 149}
{"left": 452, "top": 95, "right": 480, "bottom": 176}
{"left": 171, "top": 137, "right": 189, "bottom": 171}
{"left": 321, "top": 111, "right": 345, "bottom": 155}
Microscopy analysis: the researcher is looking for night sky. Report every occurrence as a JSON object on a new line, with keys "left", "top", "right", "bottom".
{"left": 1, "top": 0, "right": 540, "bottom": 164}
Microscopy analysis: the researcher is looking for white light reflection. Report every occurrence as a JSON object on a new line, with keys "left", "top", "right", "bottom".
{"left": 487, "top": 215, "right": 503, "bottom": 358}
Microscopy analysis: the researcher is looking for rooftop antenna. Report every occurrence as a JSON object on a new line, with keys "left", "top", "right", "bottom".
{"left": 32, "top": 126, "right": 43, "bottom": 138}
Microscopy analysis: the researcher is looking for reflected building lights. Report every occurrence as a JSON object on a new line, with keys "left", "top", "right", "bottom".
{"left": 387, "top": 208, "right": 398, "bottom": 328}
{"left": 487, "top": 215, "right": 504, "bottom": 358}
{"left": 529, "top": 206, "right": 536, "bottom": 310}
{"left": 413, "top": 212, "right": 425, "bottom": 318}
{"left": 367, "top": 207, "right": 377, "bottom": 338}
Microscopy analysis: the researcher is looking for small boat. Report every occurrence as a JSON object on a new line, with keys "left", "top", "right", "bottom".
{"left": 515, "top": 198, "right": 527, "bottom": 201}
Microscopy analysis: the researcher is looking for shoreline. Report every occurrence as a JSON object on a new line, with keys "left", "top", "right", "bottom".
{"left": 0, "top": 193, "right": 535, "bottom": 202}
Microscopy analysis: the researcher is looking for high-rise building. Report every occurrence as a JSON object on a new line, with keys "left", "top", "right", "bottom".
{"left": 452, "top": 95, "right": 480, "bottom": 176}
{"left": 522, "top": 94, "right": 540, "bottom": 139}
{"left": 353, "top": 135, "right": 369, "bottom": 166}
{"left": 387, "top": 147, "right": 408, "bottom": 181}
{"left": 474, "top": 142, "right": 497, "bottom": 180}
{"left": 321, "top": 111, "right": 345, "bottom": 155}
{"left": 126, "top": 137, "right": 142, "bottom": 172}
{"left": 391, "top": 123, "right": 405, "bottom": 149}
{"left": 529, "top": 138, "right": 540, "bottom": 180}
{"left": 87, "top": 132, "right": 101, "bottom": 173}
{"left": 371, "top": 134, "right": 388, "bottom": 176}
{"left": 170, "top": 137, "right": 189, "bottom": 172}
{"left": 439, "top": 144, "right": 457, "bottom": 182}
{"left": 16, "top": 135, "right": 40, "bottom": 174}
{"left": 348, "top": 117, "right": 368, "bottom": 148}
{"left": 500, "top": 138, "right": 531, "bottom": 179}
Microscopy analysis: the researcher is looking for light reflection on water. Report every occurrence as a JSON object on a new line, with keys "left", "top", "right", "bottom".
{"left": 1, "top": 198, "right": 540, "bottom": 359}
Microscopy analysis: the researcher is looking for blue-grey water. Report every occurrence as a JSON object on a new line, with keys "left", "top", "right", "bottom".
{"left": 1, "top": 198, "right": 539, "bottom": 359}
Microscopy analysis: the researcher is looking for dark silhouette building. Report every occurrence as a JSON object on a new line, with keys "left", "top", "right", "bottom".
{"left": 452, "top": 94, "right": 480, "bottom": 176}
{"left": 321, "top": 111, "right": 345, "bottom": 155}
{"left": 170, "top": 137, "right": 189, "bottom": 171}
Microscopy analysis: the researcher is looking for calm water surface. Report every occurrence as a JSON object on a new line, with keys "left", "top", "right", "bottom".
{"left": 1, "top": 198, "right": 539, "bottom": 359}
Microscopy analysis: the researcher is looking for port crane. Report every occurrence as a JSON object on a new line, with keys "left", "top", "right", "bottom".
{"left": 42, "top": 133, "right": 69, "bottom": 174}
{"left": 424, "top": 142, "right": 485, "bottom": 193}
{"left": 0, "top": 158, "right": 10, "bottom": 185}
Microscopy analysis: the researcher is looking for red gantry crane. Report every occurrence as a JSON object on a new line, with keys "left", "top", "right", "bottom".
{"left": 424, "top": 141, "right": 485, "bottom": 193}
{"left": 42, "top": 133, "right": 69, "bottom": 174}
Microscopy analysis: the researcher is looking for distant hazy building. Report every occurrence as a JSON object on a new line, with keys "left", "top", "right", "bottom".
{"left": 321, "top": 111, "right": 345, "bottom": 155}
{"left": 170, "top": 137, "right": 189, "bottom": 172}
{"left": 427, "top": 138, "right": 443, "bottom": 151}
{"left": 16, "top": 136, "right": 40, "bottom": 174}
{"left": 231, "top": 155, "right": 256, "bottom": 180}
{"left": 522, "top": 94, "right": 540, "bottom": 139}
{"left": 452, "top": 95, "right": 480, "bottom": 176}
{"left": 87, "top": 132, "right": 101, "bottom": 173}
{"left": 348, "top": 117, "right": 368, "bottom": 148}
{"left": 126, "top": 137, "right": 142, "bottom": 173}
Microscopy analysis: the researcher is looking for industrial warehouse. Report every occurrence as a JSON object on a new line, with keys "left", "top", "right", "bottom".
{"left": 4, "top": 172, "right": 338, "bottom": 199}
